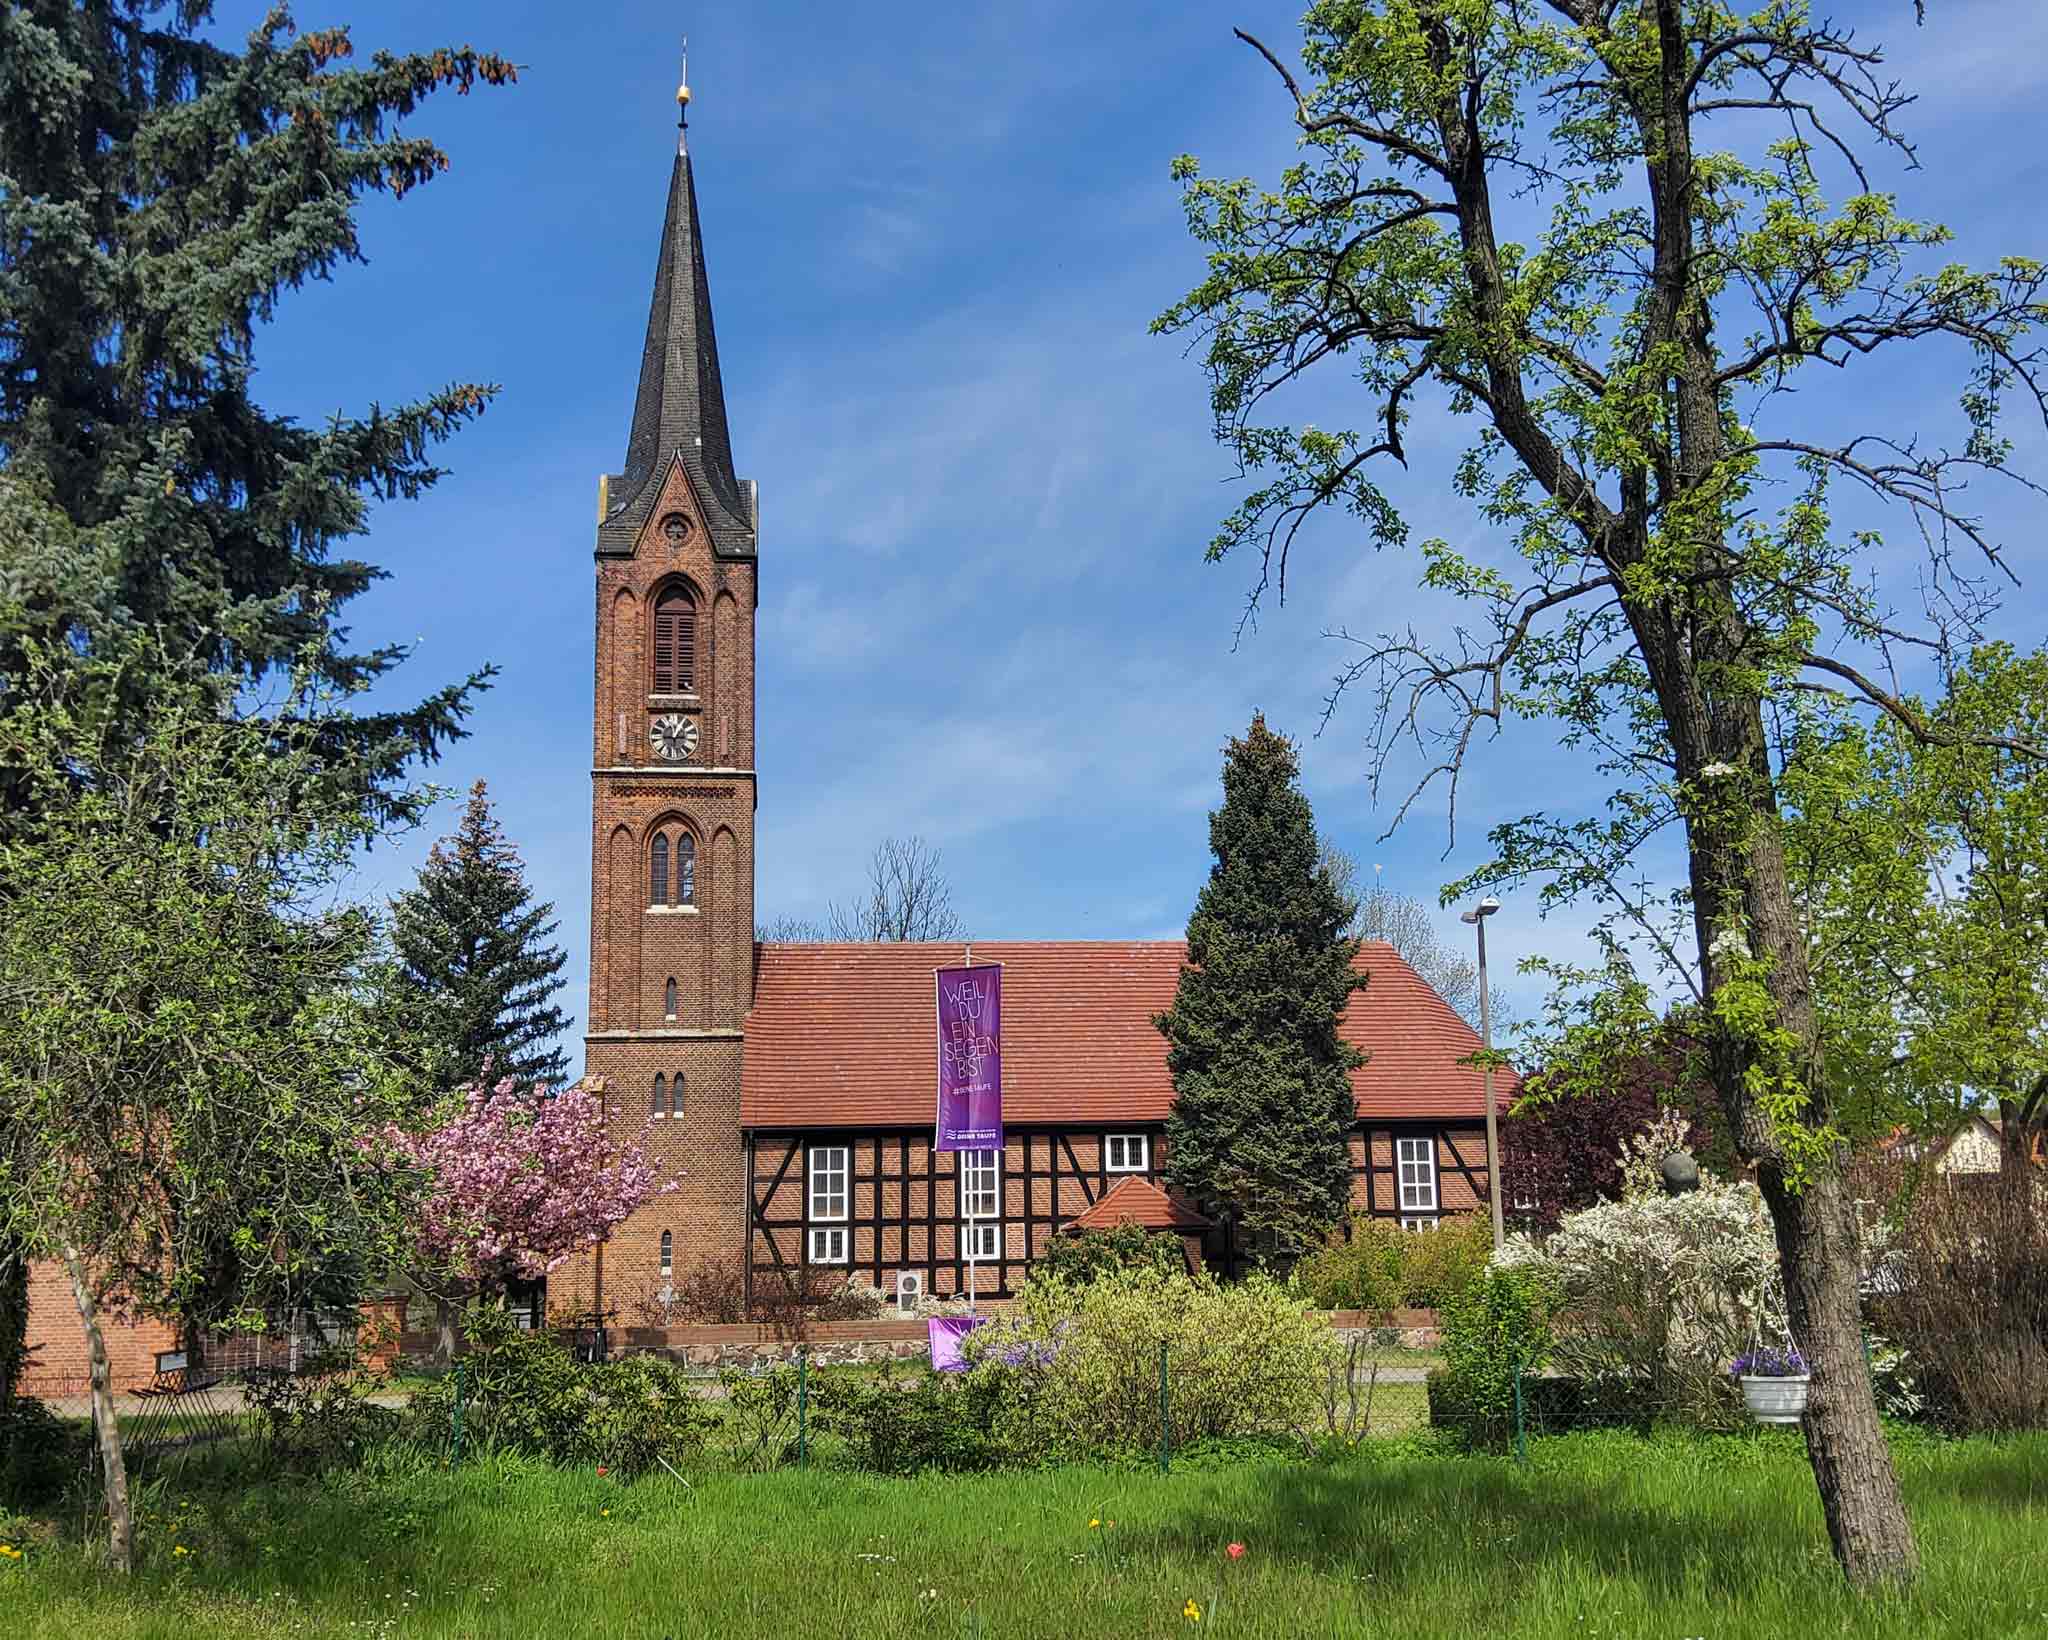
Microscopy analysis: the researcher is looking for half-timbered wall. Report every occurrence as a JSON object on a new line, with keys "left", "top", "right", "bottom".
{"left": 740, "top": 1122, "right": 1493, "bottom": 1303}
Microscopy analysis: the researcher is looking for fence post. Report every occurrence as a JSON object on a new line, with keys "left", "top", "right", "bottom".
{"left": 797, "top": 1349, "right": 809, "bottom": 1471}
{"left": 1512, "top": 1355, "right": 1527, "bottom": 1464}
{"left": 1158, "top": 1341, "right": 1171, "bottom": 1474}
{"left": 450, "top": 1357, "right": 466, "bottom": 1466}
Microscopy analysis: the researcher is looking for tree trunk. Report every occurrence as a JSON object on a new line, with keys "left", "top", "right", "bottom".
{"left": 436, "top": 1294, "right": 457, "bottom": 1367}
{"left": 61, "top": 1244, "right": 133, "bottom": 1574}
{"left": 0, "top": 1236, "right": 28, "bottom": 1412}
{"left": 1760, "top": 1163, "right": 1918, "bottom": 1585}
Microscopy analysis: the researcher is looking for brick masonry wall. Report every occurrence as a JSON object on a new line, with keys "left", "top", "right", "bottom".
{"left": 21, "top": 1269, "right": 406, "bottom": 1394}
{"left": 20, "top": 1260, "right": 180, "bottom": 1395}
{"left": 566, "top": 456, "right": 758, "bottom": 1322}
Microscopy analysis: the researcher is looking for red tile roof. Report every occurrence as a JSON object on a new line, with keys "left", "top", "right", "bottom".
{"left": 1062, "top": 1176, "right": 1212, "bottom": 1232}
{"left": 739, "top": 940, "right": 1517, "bottom": 1130}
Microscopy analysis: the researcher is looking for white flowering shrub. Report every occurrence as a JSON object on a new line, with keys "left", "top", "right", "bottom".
{"left": 1615, "top": 1106, "right": 1699, "bottom": 1203}
{"left": 1494, "top": 1178, "right": 1787, "bottom": 1428}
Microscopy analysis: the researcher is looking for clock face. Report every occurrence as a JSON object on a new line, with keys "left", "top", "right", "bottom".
{"left": 650, "top": 714, "right": 698, "bottom": 762}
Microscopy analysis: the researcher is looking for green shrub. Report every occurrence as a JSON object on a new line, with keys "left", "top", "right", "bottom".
{"left": 1425, "top": 1368, "right": 1641, "bottom": 1443}
{"left": 245, "top": 1364, "right": 400, "bottom": 1475}
{"left": 1438, "top": 1266, "right": 1558, "bottom": 1450}
{"left": 404, "top": 1302, "right": 709, "bottom": 1475}
{"left": 715, "top": 1361, "right": 804, "bottom": 1470}
{"left": 813, "top": 1363, "right": 1006, "bottom": 1475}
{"left": 1037, "top": 1226, "right": 1189, "bottom": 1286}
{"left": 1293, "top": 1214, "right": 1491, "bottom": 1311}
{"left": 0, "top": 1397, "right": 88, "bottom": 1506}
{"left": 1400, "top": 1215, "right": 1493, "bottom": 1309}
{"left": 582, "top": 1353, "right": 714, "bottom": 1474}
{"left": 1295, "top": 1216, "right": 1408, "bottom": 1311}
{"left": 966, "top": 1267, "right": 1340, "bottom": 1461}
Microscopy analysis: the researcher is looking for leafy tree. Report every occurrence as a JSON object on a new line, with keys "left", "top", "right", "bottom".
{"left": 380, "top": 1073, "right": 676, "bottom": 1357}
{"left": 1794, "top": 647, "right": 2048, "bottom": 1172}
{"left": 383, "top": 780, "right": 571, "bottom": 1091}
{"left": 0, "top": 2, "right": 511, "bottom": 1560}
{"left": 0, "top": 650, "right": 419, "bottom": 1572}
{"left": 1158, "top": 715, "right": 1364, "bottom": 1255}
{"left": 1155, "top": 5, "right": 2048, "bottom": 1583}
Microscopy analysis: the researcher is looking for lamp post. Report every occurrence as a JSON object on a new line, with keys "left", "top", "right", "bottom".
{"left": 1460, "top": 896, "right": 1505, "bottom": 1252}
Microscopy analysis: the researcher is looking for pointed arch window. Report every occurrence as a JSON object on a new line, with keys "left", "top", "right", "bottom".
{"left": 676, "top": 832, "right": 696, "bottom": 905}
{"left": 670, "top": 1072, "right": 684, "bottom": 1119}
{"left": 659, "top": 1230, "right": 673, "bottom": 1280}
{"left": 652, "top": 588, "right": 697, "bottom": 694}
{"left": 664, "top": 977, "right": 678, "bottom": 1021}
{"left": 651, "top": 1074, "right": 667, "bottom": 1119}
{"left": 650, "top": 834, "right": 669, "bottom": 905}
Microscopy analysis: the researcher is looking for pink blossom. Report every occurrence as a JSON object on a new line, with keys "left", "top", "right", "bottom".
{"left": 381, "top": 1076, "right": 678, "bottom": 1285}
{"left": 1226, "top": 1543, "right": 1246, "bottom": 1561}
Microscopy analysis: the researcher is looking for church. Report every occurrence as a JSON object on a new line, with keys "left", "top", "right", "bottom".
{"left": 554, "top": 87, "right": 1514, "bottom": 1321}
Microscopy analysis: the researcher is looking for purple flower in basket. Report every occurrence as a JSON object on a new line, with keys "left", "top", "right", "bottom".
{"left": 1731, "top": 1345, "right": 1807, "bottom": 1378}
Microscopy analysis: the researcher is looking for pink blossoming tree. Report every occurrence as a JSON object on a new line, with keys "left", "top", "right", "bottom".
{"left": 383, "top": 1075, "right": 676, "bottom": 1351}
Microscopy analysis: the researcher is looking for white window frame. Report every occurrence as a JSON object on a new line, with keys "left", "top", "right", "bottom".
{"left": 1104, "top": 1133, "right": 1148, "bottom": 1174}
{"left": 1397, "top": 1136, "right": 1438, "bottom": 1214}
{"left": 808, "top": 1145, "right": 849, "bottom": 1224}
{"left": 959, "top": 1148, "right": 999, "bottom": 1222}
{"left": 659, "top": 1229, "right": 673, "bottom": 1279}
{"left": 808, "top": 1227, "right": 848, "bottom": 1265}
{"left": 1401, "top": 1216, "right": 1440, "bottom": 1234}
{"left": 963, "top": 1222, "right": 1000, "bottom": 1260}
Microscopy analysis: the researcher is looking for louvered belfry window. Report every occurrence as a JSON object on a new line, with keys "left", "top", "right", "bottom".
{"left": 652, "top": 589, "right": 696, "bottom": 693}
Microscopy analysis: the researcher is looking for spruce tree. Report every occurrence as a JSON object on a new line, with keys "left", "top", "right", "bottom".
{"left": 0, "top": 5, "right": 516, "bottom": 829}
{"left": 0, "top": 6, "right": 513, "bottom": 1433}
{"left": 1158, "top": 715, "right": 1365, "bottom": 1257}
{"left": 386, "top": 780, "right": 571, "bottom": 1091}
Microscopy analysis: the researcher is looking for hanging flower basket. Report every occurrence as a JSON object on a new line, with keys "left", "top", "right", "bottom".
{"left": 1731, "top": 1347, "right": 1809, "bottom": 1424}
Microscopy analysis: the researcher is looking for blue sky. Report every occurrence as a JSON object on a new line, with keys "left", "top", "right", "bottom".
{"left": 235, "top": 1, "right": 2048, "bottom": 1059}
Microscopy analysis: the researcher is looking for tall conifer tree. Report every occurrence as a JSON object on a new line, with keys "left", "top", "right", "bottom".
{"left": 0, "top": 4, "right": 516, "bottom": 829}
{"left": 0, "top": 5, "right": 513, "bottom": 1440}
{"left": 386, "top": 781, "right": 570, "bottom": 1091}
{"left": 1158, "top": 715, "right": 1365, "bottom": 1255}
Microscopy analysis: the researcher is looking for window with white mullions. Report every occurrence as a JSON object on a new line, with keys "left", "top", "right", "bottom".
{"left": 963, "top": 1222, "right": 1000, "bottom": 1260}
{"left": 1396, "top": 1136, "right": 1438, "bottom": 1216}
{"left": 808, "top": 1145, "right": 849, "bottom": 1224}
{"left": 808, "top": 1227, "right": 847, "bottom": 1265}
{"left": 1104, "top": 1133, "right": 1148, "bottom": 1173}
{"left": 959, "top": 1149, "right": 999, "bottom": 1222}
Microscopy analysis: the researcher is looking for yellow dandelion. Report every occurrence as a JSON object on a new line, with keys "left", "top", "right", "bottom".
{"left": 1184, "top": 1598, "right": 1202, "bottom": 1622}
{"left": 172, "top": 1545, "right": 189, "bottom": 1557}
{"left": 600, "top": 1509, "right": 611, "bottom": 1518}
{"left": 1088, "top": 1518, "right": 1101, "bottom": 1530}
{"left": 0, "top": 1545, "right": 21, "bottom": 1560}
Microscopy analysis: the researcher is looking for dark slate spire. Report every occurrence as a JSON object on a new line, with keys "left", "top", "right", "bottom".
{"left": 598, "top": 71, "right": 756, "bottom": 556}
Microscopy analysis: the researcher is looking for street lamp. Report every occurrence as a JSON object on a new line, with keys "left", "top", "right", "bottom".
{"left": 1460, "top": 896, "right": 1505, "bottom": 1252}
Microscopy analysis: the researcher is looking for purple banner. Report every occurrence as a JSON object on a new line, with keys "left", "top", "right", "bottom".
{"left": 934, "top": 963, "right": 1002, "bottom": 1152}
{"left": 929, "top": 1315, "right": 987, "bottom": 1373}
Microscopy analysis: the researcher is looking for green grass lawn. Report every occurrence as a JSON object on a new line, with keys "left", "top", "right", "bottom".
{"left": 4, "top": 1430, "right": 2044, "bottom": 1638}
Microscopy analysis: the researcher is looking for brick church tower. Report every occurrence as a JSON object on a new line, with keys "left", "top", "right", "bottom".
{"left": 568, "top": 82, "right": 757, "bottom": 1315}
